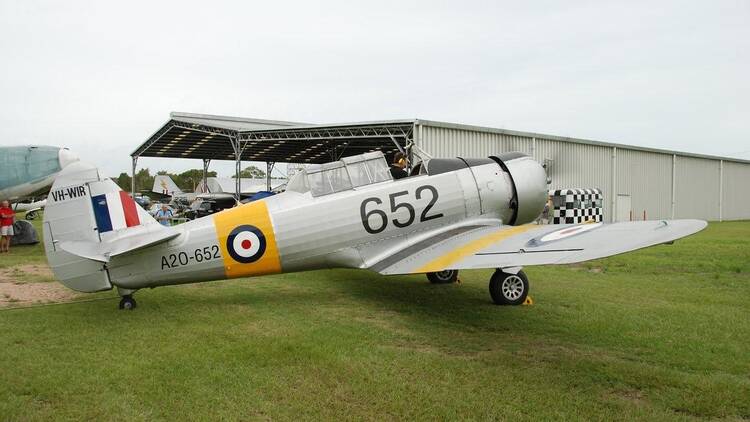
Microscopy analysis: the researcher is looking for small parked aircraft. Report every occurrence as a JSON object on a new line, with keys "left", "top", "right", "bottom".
{"left": 0, "top": 145, "right": 79, "bottom": 201}
{"left": 153, "top": 175, "right": 186, "bottom": 197}
{"left": 152, "top": 174, "right": 283, "bottom": 204}
{"left": 11, "top": 199, "right": 47, "bottom": 220}
{"left": 43, "top": 151, "right": 705, "bottom": 309}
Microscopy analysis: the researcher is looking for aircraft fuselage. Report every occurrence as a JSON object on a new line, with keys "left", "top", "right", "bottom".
{"left": 108, "top": 162, "right": 519, "bottom": 290}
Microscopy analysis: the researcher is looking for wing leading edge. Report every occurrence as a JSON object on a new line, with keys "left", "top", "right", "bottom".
{"left": 374, "top": 220, "right": 707, "bottom": 275}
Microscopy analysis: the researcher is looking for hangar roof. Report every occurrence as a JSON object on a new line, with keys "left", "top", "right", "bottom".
{"left": 133, "top": 112, "right": 750, "bottom": 165}
{"left": 132, "top": 112, "right": 413, "bottom": 164}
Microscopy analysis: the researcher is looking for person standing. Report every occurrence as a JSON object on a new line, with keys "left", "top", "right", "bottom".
{"left": 0, "top": 200, "right": 15, "bottom": 253}
{"left": 390, "top": 152, "right": 409, "bottom": 180}
{"left": 155, "top": 204, "right": 173, "bottom": 227}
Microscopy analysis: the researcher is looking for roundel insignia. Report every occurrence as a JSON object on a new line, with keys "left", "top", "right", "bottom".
{"left": 539, "top": 222, "right": 602, "bottom": 243}
{"left": 226, "top": 225, "right": 267, "bottom": 264}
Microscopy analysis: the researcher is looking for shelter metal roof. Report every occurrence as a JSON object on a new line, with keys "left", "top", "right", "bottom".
{"left": 236, "top": 121, "right": 413, "bottom": 163}
{"left": 132, "top": 112, "right": 413, "bottom": 164}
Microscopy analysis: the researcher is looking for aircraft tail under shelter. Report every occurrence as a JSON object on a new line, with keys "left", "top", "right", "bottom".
{"left": 152, "top": 175, "right": 183, "bottom": 196}
{"left": 43, "top": 162, "right": 178, "bottom": 292}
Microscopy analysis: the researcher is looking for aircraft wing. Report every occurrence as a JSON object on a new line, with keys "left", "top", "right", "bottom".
{"left": 372, "top": 220, "right": 707, "bottom": 275}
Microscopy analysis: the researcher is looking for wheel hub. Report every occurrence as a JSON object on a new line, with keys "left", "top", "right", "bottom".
{"left": 435, "top": 270, "right": 454, "bottom": 281}
{"left": 501, "top": 275, "right": 524, "bottom": 300}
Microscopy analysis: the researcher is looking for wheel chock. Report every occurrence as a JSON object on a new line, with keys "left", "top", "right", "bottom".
{"left": 522, "top": 296, "right": 533, "bottom": 306}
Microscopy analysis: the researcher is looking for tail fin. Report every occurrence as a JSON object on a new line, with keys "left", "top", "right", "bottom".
{"left": 152, "top": 175, "right": 183, "bottom": 196}
{"left": 43, "top": 162, "right": 177, "bottom": 292}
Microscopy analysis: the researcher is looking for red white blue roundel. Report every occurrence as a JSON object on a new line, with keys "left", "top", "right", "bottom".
{"left": 227, "top": 225, "right": 266, "bottom": 264}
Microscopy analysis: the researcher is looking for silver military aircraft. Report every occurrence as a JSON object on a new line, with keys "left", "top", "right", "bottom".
{"left": 43, "top": 151, "right": 706, "bottom": 309}
{"left": 0, "top": 145, "right": 79, "bottom": 201}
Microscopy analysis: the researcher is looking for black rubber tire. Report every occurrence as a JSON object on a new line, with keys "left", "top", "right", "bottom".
{"left": 25, "top": 211, "right": 37, "bottom": 221}
{"left": 427, "top": 270, "right": 458, "bottom": 284}
{"left": 489, "top": 270, "right": 529, "bottom": 305}
{"left": 118, "top": 295, "right": 137, "bottom": 310}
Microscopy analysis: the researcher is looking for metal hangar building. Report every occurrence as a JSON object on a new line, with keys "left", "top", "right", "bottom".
{"left": 133, "top": 112, "right": 750, "bottom": 222}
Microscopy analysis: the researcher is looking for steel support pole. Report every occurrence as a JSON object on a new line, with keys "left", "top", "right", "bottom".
{"left": 418, "top": 123, "right": 425, "bottom": 161}
{"left": 131, "top": 156, "right": 138, "bottom": 195}
{"left": 235, "top": 156, "right": 241, "bottom": 202}
{"left": 671, "top": 154, "right": 677, "bottom": 219}
{"left": 232, "top": 137, "right": 241, "bottom": 202}
{"left": 610, "top": 147, "right": 617, "bottom": 222}
{"left": 388, "top": 135, "right": 405, "bottom": 154}
{"left": 266, "top": 162, "right": 274, "bottom": 191}
{"left": 202, "top": 159, "right": 210, "bottom": 193}
{"left": 719, "top": 160, "right": 723, "bottom": 222}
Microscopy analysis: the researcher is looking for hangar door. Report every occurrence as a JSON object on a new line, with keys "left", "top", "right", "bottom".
{"left": 616, "top": 194, "right": 631, "bottom": 222}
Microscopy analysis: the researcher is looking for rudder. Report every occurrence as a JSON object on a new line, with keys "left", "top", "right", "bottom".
{"left": 43, "top": 162, "right": 163, "bottom": 292}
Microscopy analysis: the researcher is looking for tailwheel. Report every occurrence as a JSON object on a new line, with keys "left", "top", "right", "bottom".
{"left": 118, "top": 295, "right": 137, "bottom": 310}
{"left": 489, "top": 269, "right": 529, "bottom": 305}
{"left": 427, "top": 270, "right": 459, "bottom": 284}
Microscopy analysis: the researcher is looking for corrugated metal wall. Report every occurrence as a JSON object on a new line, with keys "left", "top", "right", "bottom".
{"left": 675, "top": 156, "right": 720, "bottom": 220}
{"left": 418, "top": 123, "right": 750, "bottom": 221}
{"left": 615, "top": 149, "right": 673, "bottom": 220}
{"left": 534, "top": 139, "right": 613, "bottom": 219}
{"left": 721, "top": 161, "right": 750, "bottom": 221}
{"left": 419, "top": 125, "right": 533, "bottom": 157}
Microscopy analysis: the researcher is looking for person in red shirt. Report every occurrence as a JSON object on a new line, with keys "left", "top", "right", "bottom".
{"left": 0, "top": 200, "right": 15, "bottom": 253}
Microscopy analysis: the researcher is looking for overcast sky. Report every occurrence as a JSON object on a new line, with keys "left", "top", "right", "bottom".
{"left": 1, "top": 0, "right": 748, "bottom": 177}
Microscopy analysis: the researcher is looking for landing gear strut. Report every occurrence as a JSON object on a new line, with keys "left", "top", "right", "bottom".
{"left": 427, "top": 270, "right": 459, "bottom": 284}
{"left": 489, "top": 269, "right": 529, "bottom": 305}
{"left": 117, "top": 287, "right": 138, "bottom": 310}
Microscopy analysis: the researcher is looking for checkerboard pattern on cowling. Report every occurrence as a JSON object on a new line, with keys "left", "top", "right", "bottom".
{"left": 550, "top": 188, "right": 603, "bottom": 224}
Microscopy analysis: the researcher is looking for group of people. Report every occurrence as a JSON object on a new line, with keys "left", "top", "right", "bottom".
{"left": 0, "top": 200, "right": 15, "bottom": 253}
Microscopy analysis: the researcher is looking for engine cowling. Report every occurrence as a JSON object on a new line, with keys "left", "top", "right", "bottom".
{"left": 490, "top": 152, "right": 548, "bottom": 226}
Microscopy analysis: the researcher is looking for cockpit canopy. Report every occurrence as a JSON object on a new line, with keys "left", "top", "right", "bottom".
{"left": 286, "top": 151, "right": 393, "bottom": 197}
{"left": 341, "top": 152, "right": 393, "bottom": 187}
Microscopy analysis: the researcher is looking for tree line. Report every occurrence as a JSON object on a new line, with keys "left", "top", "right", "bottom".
{"left": 112, "top": 166, "right": 269, "bottom": 192}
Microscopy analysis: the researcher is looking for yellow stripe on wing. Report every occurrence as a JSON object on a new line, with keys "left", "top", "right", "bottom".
{"left": 414, "top": 224, "right": 538, "bottom": 273}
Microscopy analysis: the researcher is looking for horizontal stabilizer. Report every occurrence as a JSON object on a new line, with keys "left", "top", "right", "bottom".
{"left": 59, "top": 225, "right": 180, "bottom": 262}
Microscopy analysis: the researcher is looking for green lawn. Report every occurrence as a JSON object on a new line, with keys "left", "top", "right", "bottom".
{"left": 0, "top": 220, "right": 748, "bottom": 420}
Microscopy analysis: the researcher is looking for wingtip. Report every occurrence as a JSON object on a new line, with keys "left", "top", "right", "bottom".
{"left": 679, "top": 219, "right": 709, "bottom": 234}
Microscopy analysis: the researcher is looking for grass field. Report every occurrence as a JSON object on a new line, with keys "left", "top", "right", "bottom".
{"left": 0, "top": 218, "right": 749, "bottom": 420}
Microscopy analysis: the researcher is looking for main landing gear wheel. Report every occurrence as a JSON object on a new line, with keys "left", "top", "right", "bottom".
{"left": 427, "top": 270, "right": 459, "bottom": 284}
{"left": 118, "top": 295, "right": 137, "bottom": 310}
{"left": 489, "top": 270, "right": 529, "bottom": 305}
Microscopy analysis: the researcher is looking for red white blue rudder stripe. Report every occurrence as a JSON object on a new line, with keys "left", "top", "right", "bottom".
{"left": 90, "top": 189, "right": 141, "bottom": 234}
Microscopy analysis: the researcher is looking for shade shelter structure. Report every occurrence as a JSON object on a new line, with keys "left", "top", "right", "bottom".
{"left": 131, "top": 112, "right": 416, "bottom": 200}
{"left": 131, "top": 112, "right": 750, "bottom": 222}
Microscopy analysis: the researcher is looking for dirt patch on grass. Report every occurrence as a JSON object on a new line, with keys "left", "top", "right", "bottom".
{"left": 1, "top": 264, "right": 55, "bottom": 282}
{"left": 569, "top": 264, "right": 605, "bottom": 273}
{"left": 0, "top": 264, "right": 78, "bottom": 307}
{"left": 604, "top": 388, "right": 648, "bottom": 407}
